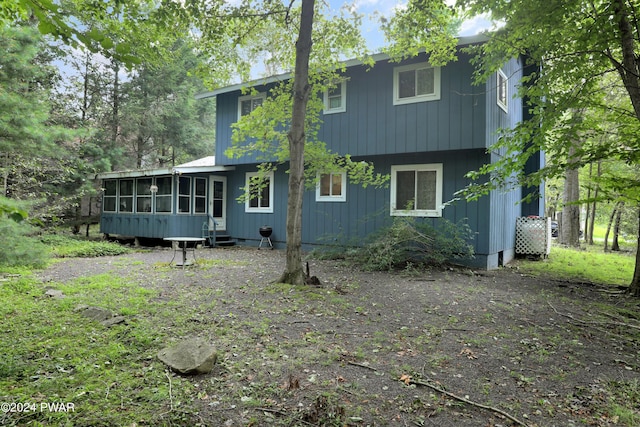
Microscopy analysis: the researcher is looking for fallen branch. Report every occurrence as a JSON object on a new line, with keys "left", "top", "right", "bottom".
{"left": 255, "top": 407, "right": 287, "bottom": 416}
{"left": 347, "top": 361, "right": 377, "bottom": 371}
{"left": 407, "top": 378, "right": 528, "bottom": 427}
{"left": 548, "top": 302, "right": 640, "bottom": 331}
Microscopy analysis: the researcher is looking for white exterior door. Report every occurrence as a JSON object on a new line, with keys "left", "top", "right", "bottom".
{"left": 209, "top": 176, "right": 227, "bottom": 231}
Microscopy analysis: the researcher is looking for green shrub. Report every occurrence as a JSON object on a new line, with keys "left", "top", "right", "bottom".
{"left": 0, "top": 216, "right": 49, "bottom": 268}
{"left": 348, "top": 217, "right": 475, "bottom": 271}
{"left": 41, "top": 234, "right": 131, "bottom": 258}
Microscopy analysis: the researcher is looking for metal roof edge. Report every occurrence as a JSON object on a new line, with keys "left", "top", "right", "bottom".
{"left": 95, "top": 168, "right": 174, "bottom": 180}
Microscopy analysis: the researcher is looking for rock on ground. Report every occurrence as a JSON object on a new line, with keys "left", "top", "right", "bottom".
{"left": 157, "top": 337, "right": 217, "bottom": 375}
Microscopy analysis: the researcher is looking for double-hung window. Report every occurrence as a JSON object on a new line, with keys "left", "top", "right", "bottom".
{"left": 119, "top": 179, "right": 134, "bottom": 213}
{"left": 323, "top": 81, "right": 346, "bottom": 114}
{"left": 245, "top": 171, "right": 274, "bottom": 213}
{"left": 497, "top": 69, "right": 508, "bottom": 112}
{"left": 155, "top": 177, "right": 172, "bottom": 213}
{"left": 238, "top": 93, "right": 265, "bottom": 119}
{"left": 393, "top": 62, "right": 441, "bottom": 105}
{"left": 136, "top": 178, "right": 153, "bottom": 213}
{"left": 316, "top": 172, "right": 346, "bottom": 202}
{"left": 102, "top": 180, "right": 117, "bottom": 212}
{"left": 178, "top": 177, "right": 191, "bottom": 213}
{"left": 390, "top": 164, "right": 443, "bottom": 217}
{"left": 194, "top": 177, "right": 207, "bottom": 214}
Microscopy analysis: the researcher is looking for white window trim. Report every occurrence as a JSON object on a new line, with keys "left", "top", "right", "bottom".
{"left": 497, "top": 69, "right": 508, "bottom": 113}
{"left": 177, "top": 176, "right": 191, "bottom": 214}
{"left": 323, "top": 81, "right": 346, "bottom": 114}
{"left": 102, "top": 180, "right": 117, "bottom": 212}
{"left": 390, "top": 164, "right": 443, "bottom": 217}
{"left": 237, "top": 92, "right": 266, "bottom": 119}
{"left": 393, "top": 62, "right": 441, "bottom": 106}
{"left": 154, "top": 176, "right": 173, "bottom": 215}
{"left": 316, "top": 172, "right": 347, "bottom": 202}
{"left": 245, "top": 171, "right": 274, "bottom": 213}
{"left": 194, "top": 177, "right": 207, "bottom": 214}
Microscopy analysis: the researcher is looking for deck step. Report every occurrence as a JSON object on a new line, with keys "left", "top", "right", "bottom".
{"left": 210, "top": 234, "right": 235, "bottom": 247}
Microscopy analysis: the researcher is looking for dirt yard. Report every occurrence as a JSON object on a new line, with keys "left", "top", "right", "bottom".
{"left": 40, "top": 245, "right": 640, "bottom": 426}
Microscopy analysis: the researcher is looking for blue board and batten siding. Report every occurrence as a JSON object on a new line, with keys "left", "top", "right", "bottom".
{"left": 98, "top": 45, "right": 537, "bottom": 269}
{"left": 215, "top": 52, "right": 488, "bottom": 163}
{"left": 212, "top": 52, "right": 526, "bottom": 268}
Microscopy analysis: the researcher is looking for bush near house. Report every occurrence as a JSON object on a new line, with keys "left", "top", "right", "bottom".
{"left": 344, "top": 217, "right": 475, "bottom": 271}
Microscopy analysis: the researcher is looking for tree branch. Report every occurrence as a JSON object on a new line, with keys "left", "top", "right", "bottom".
{"left": 407, "top": 378, "right": 529, "bottom": 427}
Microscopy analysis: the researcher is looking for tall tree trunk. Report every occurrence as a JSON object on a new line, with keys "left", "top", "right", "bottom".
{"left": 603, "top": 202, "right": 620, "bottom": 252}
{"left": 630, "top": 206, "right": 640, "bottom": 296}
{"left": 560, "top": 135, "right": 581, "bottom": 247}
{"left": 278, "top": 0, "right": 315, "bottom": 285}
{"left": 612, "top": 202, "right": 624, "bottom": 251}
{"left": 584, "top": 163, "right": 592, "bottom": 243}
{"left": 612, "top": 0, "right": 640, "bottom": 294}
{"left": 588, "top": 161, "right": 601, "bottom": 245}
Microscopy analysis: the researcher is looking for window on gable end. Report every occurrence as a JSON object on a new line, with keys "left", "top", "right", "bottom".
{"left": 393, "top": 62, "right": 441, "bottom": 105}
{"left": 238, "top": 93, "right": 265, "bottom": 119}
{"left": 316, "top": 172, "right": 347, "bottom": 202}
{"left": 323, "top": 81, "right": 346, "bottom": 114}
{"left": 497, "top": 69, "right": 508, "bottom": 112}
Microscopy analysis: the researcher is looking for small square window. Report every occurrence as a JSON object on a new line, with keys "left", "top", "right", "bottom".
{"left": 316, "top": 172, "right": 346, "bottom": 202}
{"left": 394, "top": 62, "right": 440, "bottom": 105}
{"left": 323, "top": 81, "right": 346, "bottom": 114}
{"left": 238, "top": 93, "right": 265, "bottom": 119}
{"left": 390, "top": 164, "right": 443, "bottom": 217}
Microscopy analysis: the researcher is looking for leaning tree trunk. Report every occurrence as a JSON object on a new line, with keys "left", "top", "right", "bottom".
{"left": 278, "top": 0, "right": 315, "bottom": 285}
{"left": 612, "top": 202, "right": 624, "bottom": 251}
{"left": 603, "top": 203, "right": 618, "bottom": 252}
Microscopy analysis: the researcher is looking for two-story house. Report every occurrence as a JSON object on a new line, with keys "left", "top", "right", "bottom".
{"left": 96, "top": 35, "right": 544, "bottom": 269}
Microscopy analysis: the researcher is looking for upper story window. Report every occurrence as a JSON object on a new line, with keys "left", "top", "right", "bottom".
{"left": 390, "top": 164, "right": 443, "bottom": 217}
{"left": 238, "top": 93, "right": 265, "bottom": 119}
{"left": 393, "top": 62, "right": 441, "bottom": 105}
{"left": 316, "top": 172, "right": 346, "bottom": 202}
{"left": 497, "top": 69, "right": 508, "bottom": 112}
{"left": 245, "top": 171, "right": 274, "bottom": 213}
{"left": 323, "top": 81, "right": 346, "bottom": 114}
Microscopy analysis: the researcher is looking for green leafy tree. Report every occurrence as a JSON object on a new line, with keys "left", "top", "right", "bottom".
{"left": 220, "top": 1, "right": 389, "bottom": 285}
{"left": 452, "top": 0, "right": 640, "bottom": 295}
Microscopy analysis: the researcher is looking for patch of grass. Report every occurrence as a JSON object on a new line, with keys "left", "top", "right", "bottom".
{"left": 41, "top": 234, "right": 132, "bottom": 258}
{"left": 0, "top": 271, "right": 206, "bottom": 426}
{"left": 517, "top": 245, "right": 635, "bottom": 287}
